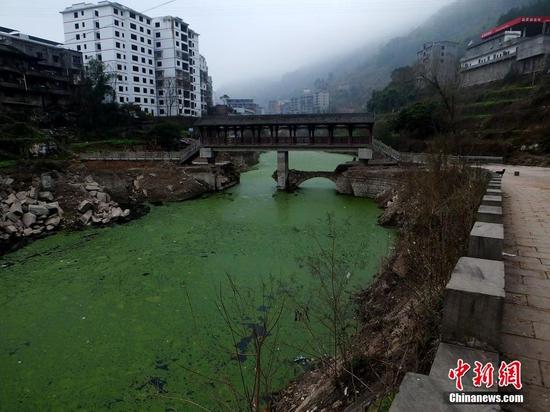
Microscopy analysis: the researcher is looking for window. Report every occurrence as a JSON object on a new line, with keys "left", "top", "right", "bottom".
{"left": 73, "top": 12, "right": 78, "bottom": 18}
{"left": 132, "top": 65, "right": 139, "bottom": 72}
{"left": 131, "top": 34, "right": 137, "bottom": 40}
{"left": 134, "top": 86, "right": 140, "bottom": 92}
{"left": 159, "top": 99, "right": 164, "bottom": 105}
{"left": 141, "top": 47, "right": 145, "bottom": 53}
{"left": 135, "top": 97, "right": 141, "bottom": 103}
{"left": 118, "top": 86, "right": 123, "bottom": 92}
{"left": 114, "top": 7, "right": 119, "bottom": 15}
{"left": 95, "top": 21, "right": 100, "bottom": 29}
{"left": 147, "top": 29, "right": 151, "bottom": 35}
{"left": 119, "top": 97, "right": 124, "bottom": 103}
{"left": 114, "top": 19, "right": 119, "bottom": 26}
{"left": 141, "top": 58, "right": 145, "bottom": 63}
{"left": 76, "top": 34, "right": 80, "bottom": 40}
{"left": 159, "top": 90, "right": 164, "bottom": 96}
{"left": 142, "top": 77, "right": 147, "bottom": 83}
{"left": 75, "top": 23, "right": 79, "bottom": 29}
{"left": 97, "top": 54, "right": 102, "bottom": 61}
{"left": 156, "top": 42, "right": 161, "bottom": 47}
{"left": 146, "top": 19, "right": 151, "bottom": 25}
{"left": 94, "top": 10, "right": 99, "bottom": 17}
{"left": 96, "top": 43, "right": 102, "bottom": 50}
{"left": 77, "top": 45, "right": 81, "bottom": 51}
{"left": 155, "top": 32, "right": 160, "bottom": 38}
{"left": 96, "top": 32, "right": 100, "bottom": 39}
{"left": 130, "top": 23, "right": 136, "bottom": 30}
{"left": 155, "top": 22, "right": 160, "bottom": 28}
{"left": 157, "top": 61, "right": 162, "bottom": 67}
{"left": 132, "top": 55, "right": 138, "bottom": 61}
{"left": 151, "top": 99, "right": 155, "bottom": 103}
{"left": 148, "top": 59, "right": 152, "bottom": 65}
{"left": 140, "top": 36, "right": 144, "bottom": 43}
{"left": 115, "top": 30, "right": 120, "bottom": 37}
{"left": 133, "top": 76, "right": 139, "bottom": 82}
{"left": 140, "top": 26, "right": 144, "bottom": 33}
{"left": 116, "top": 42, "right": 121, "bottom": 48}
{"left": 130, "top": 12, "right": 136, "bottom": 19}
{"left": 142, "top": 68, "right": 146, "bottom": 73}
{"left": 139, "top": 16, "right": 143, "bottom": 22}
{"left": 144, "top": 98, "right": 148, "bottom": 103}
{"left": 82, "top": 22, "right": 85, "bottom": 27}
{"left": 131, "top": 45, "right": 138, "bottom": 51}
{"left": 117, "top": 75, "right": 122, "bottom": 80}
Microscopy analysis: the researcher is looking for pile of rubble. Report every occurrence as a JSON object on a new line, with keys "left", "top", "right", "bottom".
{"left": 77, "top": 176, "right": 130, "bottom": 225}
{"left": 0, "top": 172, "right": 131, "bottom": 245}
{"left": 0, "top": 175, "right": 63, "bottom": 241}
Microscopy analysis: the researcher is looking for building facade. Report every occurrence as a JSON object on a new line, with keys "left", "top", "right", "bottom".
{"left": 199, "top": 54, "right": 213, "bottom": 115}
{"left": 220, "top": 96, "right": 260, "bottom": 115}
{"left": 416, "top": 41, "right": 460, "bottom": 85}
{"left": 461, "top": 16, "right": 550, "bottom": 87}
{"left": 61, "top": 1, "right": 210, "bottom": 117}
{"left": 0, "top": 26, "right": 83, "bottom": 113}
{"left": 284, "top": 90, "right": 330, "bottom": 114}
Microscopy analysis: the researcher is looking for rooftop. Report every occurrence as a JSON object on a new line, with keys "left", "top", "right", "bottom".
{"left": 195, "top": 113, "right": 375, "bottom": 127}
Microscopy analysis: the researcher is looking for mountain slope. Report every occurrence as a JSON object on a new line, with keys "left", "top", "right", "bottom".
{"left": 221, "top": 0, "right": 534, "bottom": 111}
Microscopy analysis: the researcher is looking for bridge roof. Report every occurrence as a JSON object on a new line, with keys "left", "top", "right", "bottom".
{"left": 194, "top": 113, "right": 375, "bottom": 127}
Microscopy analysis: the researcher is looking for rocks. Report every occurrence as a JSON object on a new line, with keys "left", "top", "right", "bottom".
{"left": 76, "top": 178, "right": 131, "bottom": 227}
{"left": 38, "top": 191, "right": 54, "bottom": 201}
{"left": 9, "top": 201, "right": 23, "bottom": 216}
{"left": 1, "top": 173, "right": 130, "bottom": 246}
{"left": 78, "top": 200, "right": 93, "bottom": 213}
{"left": 40, "top": 173, "right": 55, "bottom": 191}
{"left": 28, "top": 204, "right": 49, "bottom": 217}
{"left": 1, "top": 179, "right": 61, "bottom": 242}
{"left": 22, "top": 213, "right": 37, "bottom": 228}
{"left": 80, "top": 210, "right": 93, "bottom": 225}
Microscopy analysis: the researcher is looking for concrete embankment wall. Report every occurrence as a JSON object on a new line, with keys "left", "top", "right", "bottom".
{"left": 389, "top": 172, "right": 505, "bottom": 412}
{"left": 336, "top": 166, "right": 403, "bottom": 198}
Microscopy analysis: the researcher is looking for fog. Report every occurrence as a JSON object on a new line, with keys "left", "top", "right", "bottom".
{"left": 1, "top": 0, "right": 455, "bottom": 89}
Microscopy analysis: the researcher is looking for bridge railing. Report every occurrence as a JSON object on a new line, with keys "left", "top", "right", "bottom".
{"left": 372, "top": 138, "right": 401, "bottom": 161}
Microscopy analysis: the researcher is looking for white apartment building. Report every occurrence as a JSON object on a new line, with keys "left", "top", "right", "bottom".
{"left": 61, "top": 1, "right": 207, "bottom": 117}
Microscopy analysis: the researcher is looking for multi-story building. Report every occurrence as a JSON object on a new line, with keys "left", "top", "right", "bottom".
{"left": 286, "top": 90, "right": 330, "bottom": 114}
{"left": 61, "top": 1, "right": 208, "bottom": 117}
{"left": 220, "top": 96, "right": 260, "bottom": 115}
{"left": 461, "top": 16, "right": 550, "bottom": 87}
{"left": 199, "top": 54, "right": 213, "bottom": 115}
{"left": 416, "top": 41, "right": 460, "bottom": 85}
{"left": 0, "top": 26, "right": 83, "bottom": 113}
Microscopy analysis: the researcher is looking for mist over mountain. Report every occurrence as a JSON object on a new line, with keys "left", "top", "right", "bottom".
{"left": 218, "top": 0, "right": 534, "bottom": 111}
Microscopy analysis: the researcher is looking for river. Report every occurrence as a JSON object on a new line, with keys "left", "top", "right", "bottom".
{"left": 0, "top": 151, "right": 395, "bottom": 411}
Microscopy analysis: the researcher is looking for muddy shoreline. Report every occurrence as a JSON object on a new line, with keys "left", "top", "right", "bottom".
{"left": 0, "top": 154, "right": 256, "bottom": 256}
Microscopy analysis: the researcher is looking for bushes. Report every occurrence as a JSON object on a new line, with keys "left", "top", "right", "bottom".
{"left": 392, "top": 102, "right": 443, "bottom": 139}
{"left": 147, "top": 122, "right": 186, "bottom": 150}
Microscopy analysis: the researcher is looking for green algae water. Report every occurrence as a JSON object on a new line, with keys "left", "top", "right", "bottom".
{"left": 0, "top": 152, "right": 394, "bottom": 411}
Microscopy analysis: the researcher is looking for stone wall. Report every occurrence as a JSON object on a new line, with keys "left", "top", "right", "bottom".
{"left": 336, "top": 166, "right": 403, "bottom": 198}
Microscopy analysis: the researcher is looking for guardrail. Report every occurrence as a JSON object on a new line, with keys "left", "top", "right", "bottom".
{"left": 373, "top": 138, "right": 401, "bottom": 161}
{"left": 79, "top": 141, "right": 200, "bottom": 162}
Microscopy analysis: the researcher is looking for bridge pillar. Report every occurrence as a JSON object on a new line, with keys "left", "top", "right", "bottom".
{"left": 276, "top": 151, "right": 289, "bottom": 191}
{"left": 358, "top": 148, "right": 373, "bottom": 164}
{"left": 200, "top": 148, "right": 216, "bottom": 164}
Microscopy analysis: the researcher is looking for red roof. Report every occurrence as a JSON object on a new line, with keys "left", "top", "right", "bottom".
{"left": 481, "top": 16, "right": 550, "bottom": 39}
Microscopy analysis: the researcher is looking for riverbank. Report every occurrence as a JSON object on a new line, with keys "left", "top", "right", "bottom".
{"left": 0, "top": 158, "right": 242, "bottom": 255}
{"left": 273, "top": 159, "right": 486, "bottom": 411}
{"left": 0, "top": 151, "right": 396, "bottom": 411}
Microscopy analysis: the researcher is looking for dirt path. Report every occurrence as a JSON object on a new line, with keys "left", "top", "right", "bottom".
{"left": 494, "top": 165, "right": 550, "bottom": 411}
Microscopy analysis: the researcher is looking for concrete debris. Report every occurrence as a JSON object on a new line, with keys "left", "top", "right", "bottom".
{"left": 1, "top": 175, "right": 130, "bottom": 245}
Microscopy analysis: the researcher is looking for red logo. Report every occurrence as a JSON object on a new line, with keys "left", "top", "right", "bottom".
{"left": 448, "top": 360, "right": 522, "bottom": 391}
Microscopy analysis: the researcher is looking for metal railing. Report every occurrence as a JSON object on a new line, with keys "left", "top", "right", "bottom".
{"left": 79, "top": 141, "right": 200, "bottom": 162}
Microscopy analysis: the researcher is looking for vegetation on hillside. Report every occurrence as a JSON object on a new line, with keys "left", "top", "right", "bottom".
{"left": 497, "top": 0, "right": 550, "bottom": 24}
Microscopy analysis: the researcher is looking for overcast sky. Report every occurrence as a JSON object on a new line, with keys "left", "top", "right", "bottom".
{"left": 1, "top": 0, "right": 454, "bottom": 88}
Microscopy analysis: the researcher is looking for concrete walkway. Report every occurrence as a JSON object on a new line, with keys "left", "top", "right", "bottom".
{"left": 496, "top": 166, "right": 550, "bottom": 412}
